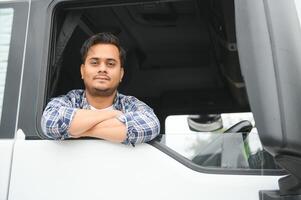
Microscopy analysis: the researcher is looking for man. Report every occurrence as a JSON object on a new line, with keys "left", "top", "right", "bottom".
{"left": 41, "top": 32, "right": 160, "bottom": 145}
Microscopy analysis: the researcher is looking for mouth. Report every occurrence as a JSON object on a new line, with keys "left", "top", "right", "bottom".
{"left": 93, "top": 75, "right": 110, "bottom": 81}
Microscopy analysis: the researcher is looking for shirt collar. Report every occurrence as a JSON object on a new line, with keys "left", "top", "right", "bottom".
{"left": 113, "top": 91, "right": 122, "bottom": 110}
{"left": 81, "top": 91, "right": 90, "bottom": 109}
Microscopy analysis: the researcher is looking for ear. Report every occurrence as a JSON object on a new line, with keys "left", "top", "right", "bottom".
{"left": 80, "top": 64, "right": 84, "bottom": 79}
{"left": 120, "top": 67, "right": 124, "bottom": 82}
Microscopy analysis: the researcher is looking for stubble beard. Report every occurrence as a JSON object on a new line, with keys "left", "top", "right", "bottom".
{"left": 87, "top": 84, "right": 119, "bottom": 97}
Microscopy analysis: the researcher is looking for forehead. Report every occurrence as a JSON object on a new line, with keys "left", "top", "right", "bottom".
{"left": 86, "top": 43, "right": 120, "bottom": 59}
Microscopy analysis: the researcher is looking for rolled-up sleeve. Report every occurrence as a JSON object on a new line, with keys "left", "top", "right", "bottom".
{"left": 41, "top": 97, "right": 77, "bottom": 140}
{"left": 117, "top": 107, "right": 160, "bottom": 146}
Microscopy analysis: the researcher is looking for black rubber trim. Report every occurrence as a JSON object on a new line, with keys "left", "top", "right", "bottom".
{"left": 149, "top": 137, "right": 287, "bottom": 176}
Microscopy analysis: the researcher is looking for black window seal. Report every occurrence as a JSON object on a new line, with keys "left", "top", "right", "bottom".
{"left": 149, "top": 137, "right": 287, "bottom": 176}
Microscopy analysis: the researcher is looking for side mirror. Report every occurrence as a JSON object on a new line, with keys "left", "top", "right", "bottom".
{"left": 187, "top": 114, "right": 223, "bottom": 132}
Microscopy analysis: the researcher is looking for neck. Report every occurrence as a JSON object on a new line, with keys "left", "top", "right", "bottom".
{"left": 85, "top": 90, "right": 116, "bottom": 109}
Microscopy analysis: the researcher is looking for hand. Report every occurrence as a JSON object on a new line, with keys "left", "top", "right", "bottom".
{"left": 82, "top": 118, "right": 127, "bottom": 142}
{"left": 96, "top": 109, "right": 123, "bottom": 118}
{"left": 112, "top": 110, "right": 124, "bottom": 117}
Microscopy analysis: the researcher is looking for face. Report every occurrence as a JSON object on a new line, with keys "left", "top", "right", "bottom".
{"left": 81, "top": 44, "right": 124, "bottom": 97}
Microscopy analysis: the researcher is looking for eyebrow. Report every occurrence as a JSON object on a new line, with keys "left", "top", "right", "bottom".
{"left": 88, "top": 57, "right": 99, "bottom": 61}
{"left": 88, "top": 57, "right": 117, "bottom": 62}
{"left": 106, "top": 58, "right": 117, "bottom": 62}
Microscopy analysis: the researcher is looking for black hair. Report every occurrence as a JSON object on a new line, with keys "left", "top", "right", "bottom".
{"left": 80, "top": 32, "right": 126, "bottom": 67}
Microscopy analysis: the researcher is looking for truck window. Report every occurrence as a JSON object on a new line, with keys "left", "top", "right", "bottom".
{"left": 163, "top": 113, "right": 281, "bottom": 171}
{"left": 0, "top": 8, "right": 13, "bottom": 122}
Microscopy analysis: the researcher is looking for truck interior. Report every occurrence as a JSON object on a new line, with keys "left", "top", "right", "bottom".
{"left": 44, "top": 0, "right": 301, "bottom": 198}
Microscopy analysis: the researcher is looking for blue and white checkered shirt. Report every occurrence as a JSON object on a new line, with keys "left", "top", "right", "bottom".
{"left": 41, "top": 89, "right": 160, "bottom": 145}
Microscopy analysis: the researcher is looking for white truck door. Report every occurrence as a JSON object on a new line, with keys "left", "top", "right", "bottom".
{"left": 5, "top": 0, "right": 285, "bottom": 199}
{"left": 8, "top": 139, "right": 281, "bottom": 200}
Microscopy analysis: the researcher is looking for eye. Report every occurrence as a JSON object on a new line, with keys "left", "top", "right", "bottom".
{"left": 90, "top": 59, "right": 98, "bottom": 66}
{"left": 107, "top": 61, "right": 116, "bottom": 67}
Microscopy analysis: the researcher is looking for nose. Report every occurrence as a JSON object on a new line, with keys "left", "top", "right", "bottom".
{"left": 98, "top": 62, "right": 107, "bottom": 73}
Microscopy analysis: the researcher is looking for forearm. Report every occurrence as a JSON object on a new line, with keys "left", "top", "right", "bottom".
{"left": 81, "top": 118, "right": 127, "bottom": 142}
{"left": 68, "top": 109, "right": 121, "bottom": 137}
{"left": 41, "top": 106, "right": 77, "bottom": 139}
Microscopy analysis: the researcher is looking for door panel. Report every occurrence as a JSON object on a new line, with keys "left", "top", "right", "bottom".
{"left": 0, "top": 140, "right": 14, "bottom": 200}
{"left": 8, "top": 140, "right": 279, "bottom": 200}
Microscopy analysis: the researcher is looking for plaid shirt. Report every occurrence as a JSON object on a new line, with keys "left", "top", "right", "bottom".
{"left": 41, "top": 89, "right": 160, "bottom": 145}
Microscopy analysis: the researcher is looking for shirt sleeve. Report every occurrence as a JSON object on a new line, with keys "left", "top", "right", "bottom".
{"left": 117, "top": 98, "right": 160, "bottom": 146}
{"left": 41, "top": 96, "right": 78, "bottom": 140}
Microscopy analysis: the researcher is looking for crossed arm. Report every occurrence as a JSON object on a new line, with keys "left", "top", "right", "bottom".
{"left": 41, "top": 96, "right": 160, "bottom": 145}
{"left": 68, "top": 109, "right": 127, "bottom": 143}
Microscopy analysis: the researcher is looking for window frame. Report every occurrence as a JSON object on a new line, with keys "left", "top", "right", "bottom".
{"left": 0, "top": 2, "right": 29, "bottom": 139}
{"left": 36, "top": 0, "right": 285, "bottom": 176}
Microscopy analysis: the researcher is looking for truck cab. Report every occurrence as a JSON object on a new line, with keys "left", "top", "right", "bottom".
{"left": 0, "top": 0, "right": 300, "bottom": 199}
